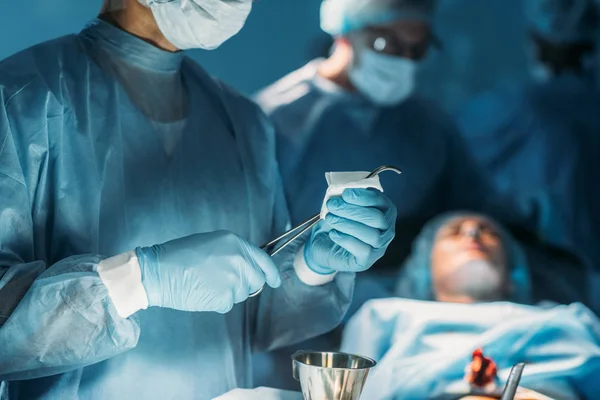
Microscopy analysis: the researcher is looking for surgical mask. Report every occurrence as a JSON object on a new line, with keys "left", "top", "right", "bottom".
{"left": 139, "top": 0, "right": 252, "bottom": 50}
{"left": 349, "top": 48, "right": 417, "bottom": 106}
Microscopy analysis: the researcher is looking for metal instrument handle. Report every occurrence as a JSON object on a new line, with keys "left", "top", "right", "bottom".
{"left": 499, "top": 363, "right": 526, "bottom": 400}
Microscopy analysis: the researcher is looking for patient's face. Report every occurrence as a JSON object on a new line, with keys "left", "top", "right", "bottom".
{"left": 430, "top": 217, "right": 509, "bottom": 303}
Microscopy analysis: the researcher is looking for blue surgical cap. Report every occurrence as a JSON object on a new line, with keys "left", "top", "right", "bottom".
{"left": 526, "top": 0, "right": 599, "bottom": 44}
{"left": 395, "top": 212, "right": 532, "bottom": 305}
{"left": 320, "top": 0, "right": 437, "bottom": 36}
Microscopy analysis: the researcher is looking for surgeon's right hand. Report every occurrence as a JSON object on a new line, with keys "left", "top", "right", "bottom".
{"left": 135, "top": 231, "right": 282, "bottom": 313}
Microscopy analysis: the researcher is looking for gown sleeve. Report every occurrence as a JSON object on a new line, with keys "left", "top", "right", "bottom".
{"left": 0, "top": 86, "right": 141, "bottom": 382}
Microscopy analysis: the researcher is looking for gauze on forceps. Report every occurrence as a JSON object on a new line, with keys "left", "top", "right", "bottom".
{"left": 320, "top": 171, "right": 384, "bottom": 219}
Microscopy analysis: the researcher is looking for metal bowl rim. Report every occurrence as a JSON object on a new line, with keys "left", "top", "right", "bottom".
{"left": 291, "top": 350, "right": 377, "bottom": 370}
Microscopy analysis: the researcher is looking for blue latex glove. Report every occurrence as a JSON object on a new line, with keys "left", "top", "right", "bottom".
{"left": 305, "top": 188, "right": 397, "bottom": 274}
{"left": 136, "top": 231, "right": 282, "bottom": 313}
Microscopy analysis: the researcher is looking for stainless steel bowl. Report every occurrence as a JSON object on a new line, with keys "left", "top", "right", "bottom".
{"left": 292, "top": 351, "right": 376, "bottom": 400}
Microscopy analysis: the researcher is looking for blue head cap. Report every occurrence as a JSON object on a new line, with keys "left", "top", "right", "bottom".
{"left": 526, "top": 0, "right": 599, "bottom": 44}
{"left": 395, "top": 212, "right": 532, "bottom": 305}
{"left": 320, "top": 0, "right": 437, "bottom": 36}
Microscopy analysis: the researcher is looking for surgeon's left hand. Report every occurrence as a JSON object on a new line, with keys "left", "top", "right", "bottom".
{"left": 304, "top": 188, "right": 397, "bottom": 274}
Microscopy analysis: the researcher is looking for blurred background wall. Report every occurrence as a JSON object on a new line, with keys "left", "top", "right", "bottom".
{"left": 1, "top": 0, "right": 531, "bottom": 112}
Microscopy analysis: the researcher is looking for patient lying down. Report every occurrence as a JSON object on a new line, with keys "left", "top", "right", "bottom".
{"left": 341, "top": 212, "right": 600, "bottom": 400}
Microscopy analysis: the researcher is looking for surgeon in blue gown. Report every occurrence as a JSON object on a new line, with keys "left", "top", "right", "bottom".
{"left": 255, "top": 0, "right": 509, "bottom": 274}
{"left": 456, "top": 0, "right": 600, "bottom": 302}
{"left": 0, "top": 1, "right": 398, "bottom": 399}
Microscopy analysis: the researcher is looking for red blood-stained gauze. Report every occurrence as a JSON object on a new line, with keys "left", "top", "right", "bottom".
{"left": 466, "top": 348, "right": 498, "bottom": 387}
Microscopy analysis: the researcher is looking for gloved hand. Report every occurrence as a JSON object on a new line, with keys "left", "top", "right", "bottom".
{"left": 305, "top": 188, "right": 397, "bottom": 274}
{"left": 136, "top": 231, "right": 281, "bottom": 313}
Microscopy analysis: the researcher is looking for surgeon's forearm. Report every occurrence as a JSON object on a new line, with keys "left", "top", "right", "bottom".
{"left": 0, "top": 256, "right": 141, "bottom": 381}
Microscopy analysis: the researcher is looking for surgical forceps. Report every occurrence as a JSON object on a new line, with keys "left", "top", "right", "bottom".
{"left": 249, "top": 165, "right": 402, "bottom": 297}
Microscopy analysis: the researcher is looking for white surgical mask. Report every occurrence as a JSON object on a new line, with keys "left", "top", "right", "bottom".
{"left": 349, "top": 48, "right": 417, "bottom": 106}
{"left": 140, "top": 0, "right": 252, "bottom": 50}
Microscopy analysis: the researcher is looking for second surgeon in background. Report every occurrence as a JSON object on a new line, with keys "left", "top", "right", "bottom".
{"left": 255, "top": 0, "right": 495, "bottom": 279}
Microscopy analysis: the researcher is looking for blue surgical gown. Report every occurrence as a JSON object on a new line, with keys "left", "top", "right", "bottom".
{"left": 456, "top": 75, "right": 600, "bottom": 300}
{"left": 0, "top": 19, "right": 353, "bottom": 399}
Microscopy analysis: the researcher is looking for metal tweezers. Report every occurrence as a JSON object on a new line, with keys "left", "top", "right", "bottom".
{"left": 249, "top": 165, "right": 401, "bottom": 297}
